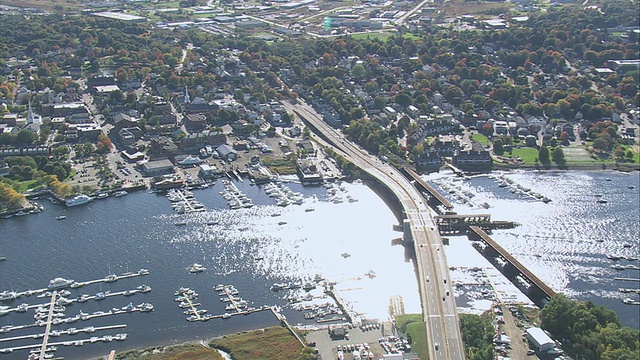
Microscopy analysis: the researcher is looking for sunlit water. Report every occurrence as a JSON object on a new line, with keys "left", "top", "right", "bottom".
{"left": 0, "top": 178, "right": 417, "bottom": 360}
{"left": 0, "top": 171, "right": 638, "bottom": 360}
{"left": 427, "top": 170, "right": 640, "bottom": 327}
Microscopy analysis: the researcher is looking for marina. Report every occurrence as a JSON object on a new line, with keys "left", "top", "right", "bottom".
{"left": 0, "top": 271, "right": 152, "bottom": 359}
{"left": 0, "top": 171, "right": 638, "bottom": 359}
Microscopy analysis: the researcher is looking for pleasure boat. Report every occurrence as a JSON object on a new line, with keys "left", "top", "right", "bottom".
{"left": 56, "top": 215, "right": 66, "bottom": 220}
{"left": 48, "top": 277, "right": 75, "bottom": 290}
{"left": 113, "top": 190, "right": 128, "bottom": 197}
{"left": 65, "top": 194, "right": 94, "bottom": 207}
{"left": 0, "top": 291, "right": 17, "bottom": 302}
{"left": 96, "top": 192, "right": 109, "bottom": 199}
{"left": 189, "top": 263, "right": 206, "bottom": 273}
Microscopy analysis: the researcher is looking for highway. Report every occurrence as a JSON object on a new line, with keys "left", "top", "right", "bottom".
{"left": 282, "top": 99, "right": 465, "bottom": 360}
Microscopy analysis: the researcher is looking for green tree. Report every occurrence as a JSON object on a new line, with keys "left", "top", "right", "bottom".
{"left": 552, "top": 147, "right": 565, "bottom": 164}
{"left": 539, "top": 146, "right": 550, "bottom": 163}
{"left": 493, "top": 138, "right": 504, "bottom": 155}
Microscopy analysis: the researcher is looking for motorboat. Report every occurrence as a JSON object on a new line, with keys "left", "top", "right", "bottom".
{"left": 113, "top": 190, "right": 128, "bottom": 197}
{"left": 56, "top": 215, "right": 66, "bottom": 220}
{"left": 48, "top": 277, "right": 75, "bottom": 290}
{"left": 96, "top": 192, "right": 109, "bottom": 199}
{"left": 104, "top": 274, "right": 118, "bottom": 283}
{"left": 65, "top": 194, "right": 94, "bottom": 207}
{"left": 139, "top": 303, "right": 154, "bottom": 312}
{"left": 0, "top": 291, "right": 17, "bottom": 302}
{"left": 189, "top": 263, "right": 206, "bottom": 273}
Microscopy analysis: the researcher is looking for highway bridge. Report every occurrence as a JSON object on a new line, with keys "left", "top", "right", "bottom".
{"left": 282, "top": 99, "right": 465, "bottom": 360}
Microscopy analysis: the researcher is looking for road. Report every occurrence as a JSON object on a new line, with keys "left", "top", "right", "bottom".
{"left": 282, "top": 99, "right": 464, "bottom": 360}
{"left": 396, "top": 0, "right": 432, "bottom": 25}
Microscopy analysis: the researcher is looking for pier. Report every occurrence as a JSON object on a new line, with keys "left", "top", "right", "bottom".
{"left": 468, "top": 226, "right": 556, "bottom": 306}
{"left": 269, "top": 306, "right": 306, "bottom": 347}
{"left": 323, "top": 287, "right": 355, "bottom": 326}
{"left": 0, "top": 272, "right": 150, "bottom": 358}
{"left": 399, "top": 167, "right": 453, "bottom": 211}
{"left": 2, "top": 269, "right": 149, "bottom": 303}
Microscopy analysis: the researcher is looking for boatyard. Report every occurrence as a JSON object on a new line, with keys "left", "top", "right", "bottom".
{"left": 0, "top": 270, "right": 151, "bottom": 358}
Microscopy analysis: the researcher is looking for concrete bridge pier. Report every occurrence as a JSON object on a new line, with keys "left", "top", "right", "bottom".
{"left": 402, "top": 219, "right": 413, "bottom": 245}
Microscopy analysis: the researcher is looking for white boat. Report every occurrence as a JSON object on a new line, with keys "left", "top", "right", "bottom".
{"left": 113, "top": 190, "right": 128, "bottom": 197}
{"left": 189, "top": 263, "right": 206, "bottom": 273}
{"left": 65, "top": 194, "right": 94, "bottom": 207}
{"left": 56, "top": 215, "right": 66, "bottom": 220}
{"left": 96, "top": 192, "right": 109, "bottom": 199}
{"left": 48, "top": 277, "right": 75, "bottom": 290}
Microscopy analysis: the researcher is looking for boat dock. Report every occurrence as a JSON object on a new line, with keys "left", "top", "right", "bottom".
{"left": 323, "top": 287, "right": 355, "bottom": 326}
{"left": 166, "top": 189, "right": 205, "bottom": 213}
{"left": 2, "top": 269, "right": 149, "bottom": 302}
{"left": 0, "top": 272, "right": 150, "bottom": 358}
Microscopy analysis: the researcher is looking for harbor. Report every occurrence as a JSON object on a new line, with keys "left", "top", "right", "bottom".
{"left": 0, "top": 271, "right": 152, "bottom": 359}
{"left": 0, "top": 171, "right": 638, "bottom": 359}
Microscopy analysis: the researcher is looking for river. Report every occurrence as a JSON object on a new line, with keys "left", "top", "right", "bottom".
{"left": 0, "top": 170, "right": 638, "bottom": 359}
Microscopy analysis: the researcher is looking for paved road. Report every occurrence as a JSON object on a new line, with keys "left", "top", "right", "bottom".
{"left": 282, "top": 99, "right": 464, "bottom": 360}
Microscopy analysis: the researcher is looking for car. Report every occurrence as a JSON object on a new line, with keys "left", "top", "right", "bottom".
{"left": 435, "top": 342, "right": 439, "bottom": 350}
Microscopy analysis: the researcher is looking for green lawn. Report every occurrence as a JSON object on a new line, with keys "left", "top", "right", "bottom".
{"left": 19, "top": 180, "right": 41, "bottom": 193}
{"left": 508, "top": 147, "right": 539, "bottom": 164}
{"left": 395, "top": 314, "right": 428, "bottom": 360}
{"left": 472, "top": 133, "right": 489, "bottom": 146}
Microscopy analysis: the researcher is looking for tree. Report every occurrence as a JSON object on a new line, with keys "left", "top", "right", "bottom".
{"left": 552, "top": 146, "right": 565, "bottom": 164}
{"left": 493, "top": 138, "right": 504, "bottom": 155}
{"left": 539, "top": 146, "right": 550, "bottom": 163}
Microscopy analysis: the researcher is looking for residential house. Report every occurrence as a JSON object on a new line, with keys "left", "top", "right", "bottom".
{"left": 453, "top": 141, "right": 492, "bottom": 169}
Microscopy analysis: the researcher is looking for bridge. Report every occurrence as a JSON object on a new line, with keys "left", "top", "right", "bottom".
{"left": 399, "top": 166, "right": 454, "bottom": 212}
{"left": 469, "top": 226, "right": 556, "bottom": 306}
{"left": 283, "top": 99, "right": 464, "bottom": 360}
{"left": 435, "top": 214, "right": 518, "bottom": 235}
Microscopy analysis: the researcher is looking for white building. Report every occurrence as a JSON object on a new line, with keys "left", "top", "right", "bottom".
{"left": 525, "top": 327, "right": 555, "bottom": 353}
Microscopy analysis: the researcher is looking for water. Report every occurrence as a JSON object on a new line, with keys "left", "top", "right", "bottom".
{"left": 0, "top": 171, "right": 638, "bottom": 359}
{"left": 427, "top": 170, "right": 640, "bottom": 327}
{"left": 0, "top": 178, "right": 418, "bottom": 360}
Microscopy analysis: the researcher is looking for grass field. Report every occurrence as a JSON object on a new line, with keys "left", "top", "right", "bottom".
{"left": 116, "top": 343, "right": 224, "bottom": 360}
{"left": 209, "top": 327, "right": 312, "bottom": 360}
{"left": 395, "top": 314, "right": 429, "bottom": 360}
{"left": 350, "top": 31, "right": 420, "bottom": 42}
{"left": 472, "top": 133, "right": 489, "bottom": 146}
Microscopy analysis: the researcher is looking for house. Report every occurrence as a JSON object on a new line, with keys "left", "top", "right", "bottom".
{"left": 453, "top": 141, "right": 492, "bottom": 168}
{"left": 179, "top": 130, "right": 226, "bottom": 153}
{"left": 433, "top": 135, "right": 457, "bottom": 157}
{"left": 296, "top": 158, "right": 323, "bottom": 184}
{"left": 119, "top": 127, "right": 143, "bottom": 146}
{"left": 184, "top": 113, "right": 207, "bottom": 130}
{"left": 416, "top": 149, "right": 442, "bottom": 169}
{"left": 216, "top": 144, "right": 238, "bottom": 162}
{"left": 198, "top": 164, "right": 220, "bottom": 179}
{"left": 149, "top": 136, "right": 179, "bottom": 161}
{"left": 298, "top": 139, "right": 315, "bottom": 156}
{"left": 113, "top": 113, "right": 139, "bottom": 129}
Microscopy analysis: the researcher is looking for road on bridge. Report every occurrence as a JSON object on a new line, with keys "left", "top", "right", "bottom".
{"left": 282, "top": 99, "right": 465, "bottom": 360}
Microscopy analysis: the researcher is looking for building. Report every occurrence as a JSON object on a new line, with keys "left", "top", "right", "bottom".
{"left": 140, "top": 159, "right": 174, "bottom": 176}
{"left": 525, "top": 327, "right": 555, "bottom": 353}
{"left": 296, "top": 158, "right": 323, "bottom": 184}
{"left": 454, "top": 141, "right": 492, "bottom": 168}
{"left": 216, "top": 144, "right": 238, "bottom": 162}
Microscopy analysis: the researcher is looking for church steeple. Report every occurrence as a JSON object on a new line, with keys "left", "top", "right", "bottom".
{"left": 184, "top": 86, "right": 191, "bottom": 105}
{"left": 27, "top": 100, "right": 34, "bottom": 124}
